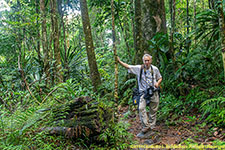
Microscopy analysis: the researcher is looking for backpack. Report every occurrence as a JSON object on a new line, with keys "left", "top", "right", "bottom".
{"left": 132, "top": 87, "right": 140, "bottom": 105}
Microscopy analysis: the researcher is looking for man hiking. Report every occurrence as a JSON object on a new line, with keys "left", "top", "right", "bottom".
{"left": 117, "top": 54, "right": 162, "bottom": 138}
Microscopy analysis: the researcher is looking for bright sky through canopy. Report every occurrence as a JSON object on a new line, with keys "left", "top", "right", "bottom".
{"left": 0, "top": 0, "right": 10, "bottom": 12}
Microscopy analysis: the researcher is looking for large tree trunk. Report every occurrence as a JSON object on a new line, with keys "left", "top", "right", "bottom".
{"left": 169, "top": 0, "right": 176, "bottom": 62}
{"left": 80, "top": 0, "right": 101, "bottom": 92}
{"left": 142, "top": 0, "right": 167, "bottom": 64}
{"left": 219, "top": 0, "right": 225, "bottom": 79}
{"left": 111, "top": 0, "right": 118, "bottom": 119}
{"left": 40, "top": 0, "right": 50, "bottom": 84}
{"left": 51, "top": 0, "right": 63, "bottom": 83}
{"left": 134, "top": 0, "right": 143, "bottom": 64}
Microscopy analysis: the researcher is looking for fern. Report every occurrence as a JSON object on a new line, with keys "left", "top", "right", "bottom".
{"left": 19, "top": 109, "right": 48, "bottom": 135}
{"left": 98, "top": 121, "right": 134, "bottom": 149}
{"left": 201, "top": 97, "right": 225, "bottom": 126}
{"left": 123, "top": 78, "right": 136, "bottom": 87}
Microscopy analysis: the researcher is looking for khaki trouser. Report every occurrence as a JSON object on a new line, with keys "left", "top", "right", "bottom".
{"left": 138, "top": 91, "right": 159, "bottom": 129}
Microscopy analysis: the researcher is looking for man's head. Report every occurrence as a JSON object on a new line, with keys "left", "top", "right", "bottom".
{"left": 142, "top": 54, "right": 152, "bottom": 69}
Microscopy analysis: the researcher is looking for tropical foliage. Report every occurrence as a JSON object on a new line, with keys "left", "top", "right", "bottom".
{"left": 0, "top": 0, "right": 224, "bottom": 149}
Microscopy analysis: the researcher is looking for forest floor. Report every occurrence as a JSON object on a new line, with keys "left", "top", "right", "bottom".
{"left": 118, "top": 106, "right": 225, "bottom": 149}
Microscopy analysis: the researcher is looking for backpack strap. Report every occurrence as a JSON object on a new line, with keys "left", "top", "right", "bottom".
{"left": 139, "top": 65, "right": 154, "bottom": 87}
{"left": 150, "top": 65, "right": 154, "bottom": 86}
{"left": 136, "top": 65, "right": 144, "bottom": 91}
{"left": 139, "top": 64, "right": 144, "bottom": 83}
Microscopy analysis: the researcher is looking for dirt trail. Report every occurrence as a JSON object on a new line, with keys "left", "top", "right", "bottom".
{"left": 118, "top": 106, "right": 225, "bottom": 148}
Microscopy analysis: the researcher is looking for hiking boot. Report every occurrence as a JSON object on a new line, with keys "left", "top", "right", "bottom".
{"left": 141, "top": 126, "right": 151, "bottom": 133}
{"left": 144, "top": 139, "right": 154, "bottom": 145}
{"left": 136, "top": 130, "right": 154, "bottom": 139}
{"left": 136, "top": 132, "right": 145, "bottom": 138}
{"left": 150, "top": 125, "right": 156, "bottom": 130}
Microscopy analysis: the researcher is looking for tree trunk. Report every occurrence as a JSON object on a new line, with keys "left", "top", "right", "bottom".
{"left": 186, "top": 0, "right": 190, "bottom": 55}
{"left": 80, "top": 0, "right": 101, "bottom": 92}
{"left": 194, "top": 0, "right": 197, "bottom": 46}
{"left": 40, "top": 0, "right": 50, "bottom": 84}
{"left": 219, "top": 0, "right": 225, "bottom": 79}
{"left": 59, "top": 0, "right": 69, "bottom": 81}
{"left": 111, "top": 0, "right": 118, "bottom": 119}
{"left": 169, "top": 0, "right": 176, "bottom": 62}
{"left": 50, "top": 0, "right": 63, "bottom": 83}
{"left": 134, "top": 0, "right": 143, "bottom": 64}
{"left": 142, "top": 0, "right": 167, "bottom": 64}
{"left": 35, "top": 0, "right": 41, "bottom": 66}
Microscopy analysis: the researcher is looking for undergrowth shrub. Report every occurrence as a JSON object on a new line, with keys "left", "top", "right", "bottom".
{"left": 158, "top": 85, "right": 224, "bottom": 128}
{"left": 0, "top": 77, "right": 133, "bottom": 149}
{"left": 162, "top": 45, "right": 223, "bottom": 97}
{"left": 95, "top": 121, "right": 134, "bottom": 149}
{"left": 201, "top": 96, "right": 225, "bottom": 127}
{"left": 183, "top": 88, "right": 210, "bottom": 112}
{"left": 158, "top": 94, "right": 184, "bottom": 122}
{"left": 0, "top": 99, "right": 69, "bottom": 150}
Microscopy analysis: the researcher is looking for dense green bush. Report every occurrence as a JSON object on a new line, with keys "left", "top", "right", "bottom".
{"left": 201, "top": 96, "right": 225, "bottom": 127}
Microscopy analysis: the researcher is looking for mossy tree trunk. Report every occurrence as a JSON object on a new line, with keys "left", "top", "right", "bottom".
{"left": 186, "top": 0, "right": 190, "bottom": 55}
{"left": 111, "top": 0, "right": 118, "bottom": 119}
{"left": 169, "top": 0, "right": 176, "bottom": 62}
{"left": 40, "top": 0, "right": 50, "bottom": 85}
{"left": 50, "top": 0, "right": 63, "bottom": 83}
{"left": 35, "top": 0, "right": 41, "bottom": 67}
{"left": 194, "top": 0, "right": 197, "bottom": 46}
{"left": 80, "top": 0, "right": 101, "bottom": 92}
{"left": 142, "top": 0, "right": 167, "bottom": 64}
{"left": 134, "top": 0, "right": 143, "bottom": 64}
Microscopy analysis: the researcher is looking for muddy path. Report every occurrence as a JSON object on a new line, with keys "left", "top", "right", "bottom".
{"left": 118, "top": 106, "right": 225, "bottom": 148}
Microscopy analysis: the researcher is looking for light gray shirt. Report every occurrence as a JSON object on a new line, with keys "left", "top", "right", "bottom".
{"left": 128, "top": 65, "right": 162, "bottom": 92}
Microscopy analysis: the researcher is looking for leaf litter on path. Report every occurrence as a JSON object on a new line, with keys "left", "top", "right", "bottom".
{"left": 118, "top": 106, "right": 225, "bottom": 148}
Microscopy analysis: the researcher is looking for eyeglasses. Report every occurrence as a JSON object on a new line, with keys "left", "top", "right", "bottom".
{"left": 144, "top": 60, "right": 150, "bottom": 62}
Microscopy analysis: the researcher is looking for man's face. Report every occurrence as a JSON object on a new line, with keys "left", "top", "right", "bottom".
{"left": 143, "top": 56, "right": 152, "bottom": 68}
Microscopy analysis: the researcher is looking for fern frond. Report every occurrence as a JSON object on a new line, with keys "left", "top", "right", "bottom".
{"left": 201, "top": 97, "right": 225, "bottom": 126}
{"left": 123, "top": 78, "right": 136, "bottom": 87}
